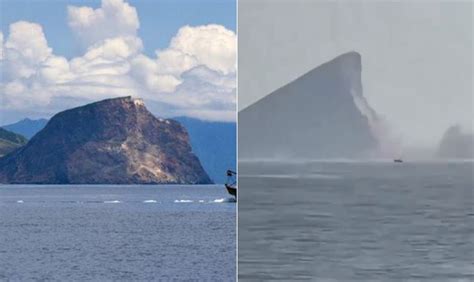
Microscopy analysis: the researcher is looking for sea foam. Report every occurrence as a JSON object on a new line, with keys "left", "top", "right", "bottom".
{"left": 174, "top": 200, "right": 193, "bottom": 203}
{"left": 103, "top": 200, "right": 121, "bottom": 204}
{"left": 143, "top": 200, "right": 157, "bottom": 203}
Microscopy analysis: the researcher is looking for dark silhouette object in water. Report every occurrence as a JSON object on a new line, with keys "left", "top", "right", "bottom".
{"left": 239, "top": 52, "right": 379, "bottom": 159}
{"left": 225, "top": 170, "right": 237, "bottom": 197}
{"left": 394, "top": 159, "right": 403, "bottom": 163}
{"left": 0, "top": 96, "right": 212, "bottom": 184}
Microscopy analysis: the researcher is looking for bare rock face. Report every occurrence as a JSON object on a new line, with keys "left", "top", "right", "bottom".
{"left": 239, "top": 52, "right": 378, "bottom": 159}
{"left": 0, "top": 97, "right": 212, "bottom": 184}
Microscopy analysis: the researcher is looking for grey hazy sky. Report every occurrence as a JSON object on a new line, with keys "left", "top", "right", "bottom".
{"left": 238, "top": 0, "right": 473, "bottom": 148}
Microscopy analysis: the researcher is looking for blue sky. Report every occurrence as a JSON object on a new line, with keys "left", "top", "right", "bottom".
{"left": 1, "top": 0, "right": 236, "bottom": 59}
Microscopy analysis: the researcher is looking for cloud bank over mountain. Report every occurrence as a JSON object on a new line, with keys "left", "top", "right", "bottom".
{"left": 0, "top": 0, "right": 236, "bottom": 122}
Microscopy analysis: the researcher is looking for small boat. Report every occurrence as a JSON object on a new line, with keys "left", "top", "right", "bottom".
{"left": 225, "top": 170, "right": 237, "bottom": 197}
{"left": 394, "top": 159, "right": 403, "bottom": 163}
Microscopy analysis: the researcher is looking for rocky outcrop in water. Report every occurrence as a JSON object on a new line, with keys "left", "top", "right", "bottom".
{"left": 0, "top": 96, "right": 212, "bottom": 184}
{"left": 239, "top": 52, "right": 378, "bottom": 159}
{"left": 2, "top": 116, "right": 236, "bottom": 183}
{"left": 437, "top": 125, "right": 473, "bottom": 159}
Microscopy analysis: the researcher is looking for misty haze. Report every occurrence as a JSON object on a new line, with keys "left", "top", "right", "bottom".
{"left": 239, "top": 50, "right": 473, "bottom": 161}
{"left": 239, "top": 0, "right": 472, "bottom": 159}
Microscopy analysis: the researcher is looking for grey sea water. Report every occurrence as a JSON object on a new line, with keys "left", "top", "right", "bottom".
{"left": 238, "top": 160, "right": 474, "bottom": 281}
{"left": 0, "top": 185, "right": 236, "bottom": 281}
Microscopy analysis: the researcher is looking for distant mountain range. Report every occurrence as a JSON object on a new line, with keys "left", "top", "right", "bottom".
{"left": 0, "top": 97, "right": 212, "bottom": 184}
{"left": 0, "top": 128, "right": 28, "bottom": 157}
{"left": 2, "top": 118, "right": 48, "bottom": 139}
{"left": 173, "top": 117, "right": 236, "bottom": 184}
{"left": 239, "top": 52, "right": 378, "bottom": 159}
{"left": 1, "top": 110, "right": 235, "bottom": 184}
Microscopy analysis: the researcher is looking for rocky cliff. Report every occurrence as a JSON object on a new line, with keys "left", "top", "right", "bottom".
{"left": 239, "top": 52, "right": 378, "bottom": 159}
{"left": 2, "top": 116, "right": 236, "bottom": 183}
{"left": 0, "top": 96, "right": 212, "bottom": 184}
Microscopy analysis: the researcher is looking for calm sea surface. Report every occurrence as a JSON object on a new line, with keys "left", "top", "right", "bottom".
{"left": 0, "top": 185, "right": 236, "bottom": 281}
{"left": 238, "top": 160, "right": 474, "bottom": 281}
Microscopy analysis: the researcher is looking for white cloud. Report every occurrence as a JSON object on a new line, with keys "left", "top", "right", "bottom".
{"left": 39, "top": 56, "right": 71, "bottom": 83}
{"left": 2, "top": 21, "right": 53, "bottom": 81}
{"left": 1, "top": 80, "right": 52, "bottom": 110}
{"left": 130, "top": 54, "right": 182, "bottom": 93}
{"left": 67, "top": 0, "right": 139, "bottom": 47}
{"left": 4, "top": 21, "right": 52, "bottom": 64}
{"left": 1, "top": 0, "right": 236, "bottom": 122}
{"left": 0, "top": 21, "right": 65, "bottom": 108}
{"left": 157, "top": 25, "right": 237, "bottom": 75}
{"left": 82, "top": 36, "right": 143, "bottom": 61}
{"left": 149, "top": 66, "right": 236, "bottom": 121}
{"left": 156, "top": 49, "right": 198, "bottom": 76}
{"left": 0, "top": 32, "right": 4, "bottom": 60}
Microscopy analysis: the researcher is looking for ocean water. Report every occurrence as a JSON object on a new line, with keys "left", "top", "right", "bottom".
{"left": 0, "top": 185, "right": 236, "bottom": 281}
{"left": 238, "top": 160, "right": 474, "bottom": 281}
